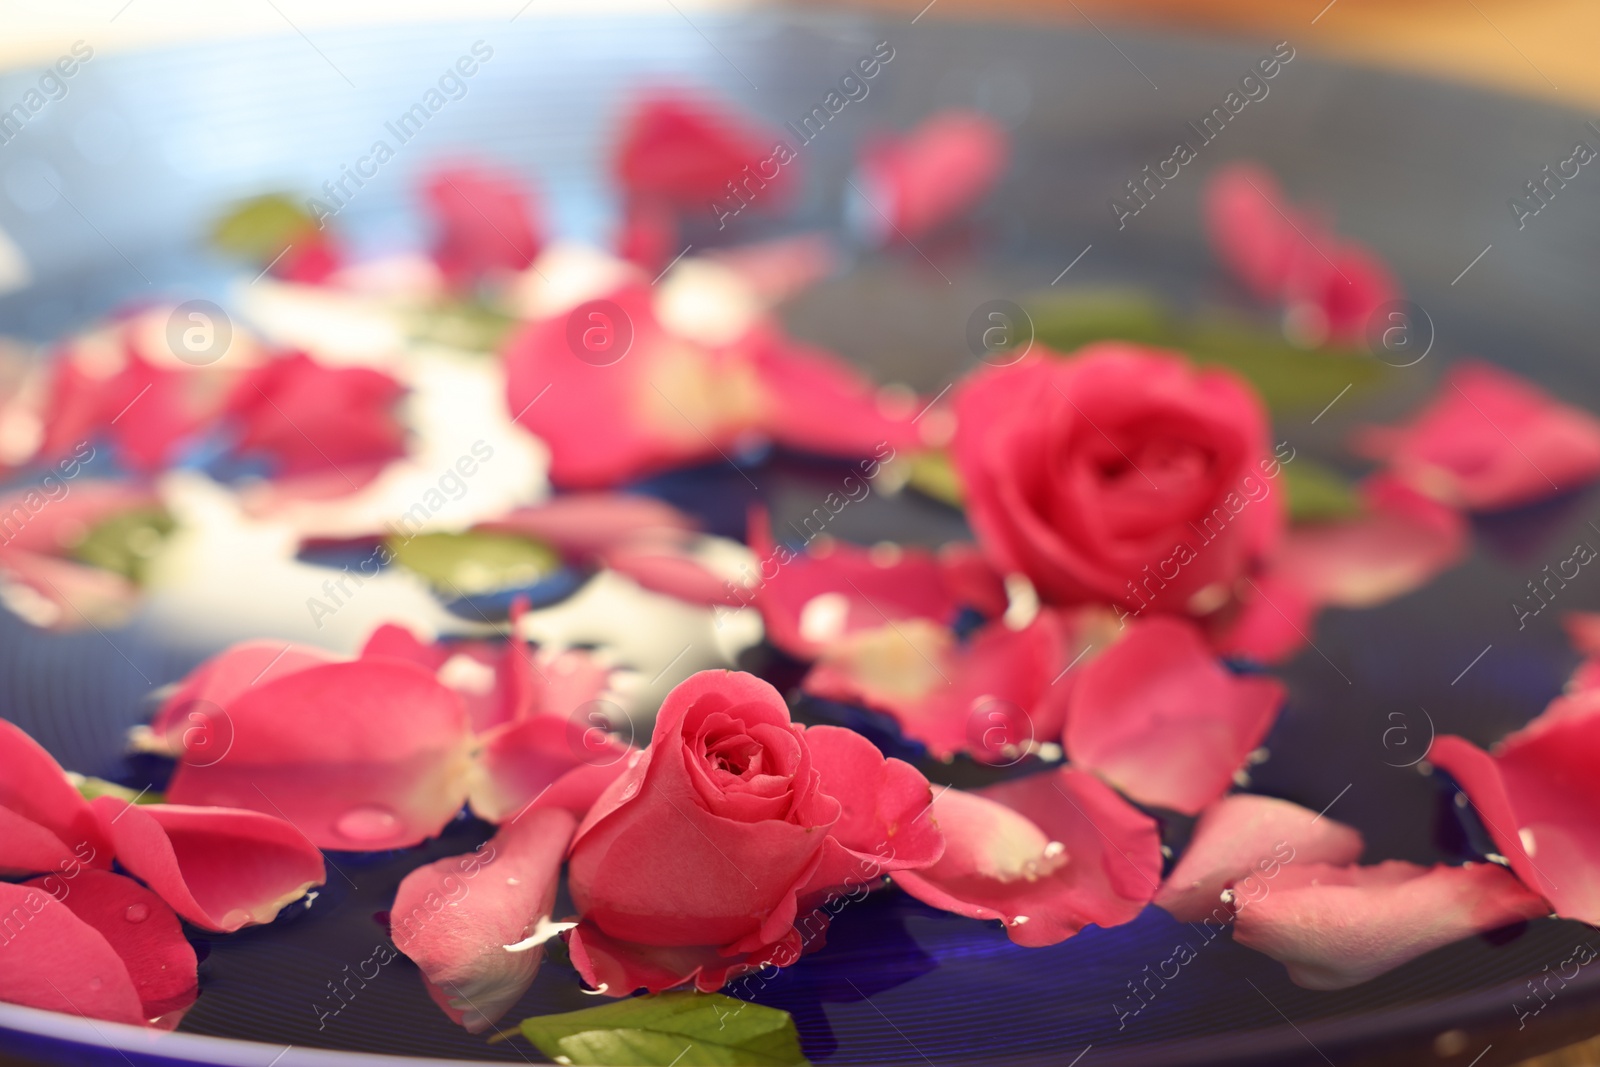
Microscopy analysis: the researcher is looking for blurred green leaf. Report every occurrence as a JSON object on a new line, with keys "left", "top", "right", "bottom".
{"left": 1027, "top": 290, "right": 1388, "bottom": 411}
{"left": 210, "top": 194, "right": 317, "bottom": 264}
{"left": 512, "top": 992, "right": 810, "bottom": 1067}
{"left": 906, "top": 450, "right": 964, "bottom": 508}
{"left": 1283, "top": 459, "right": 1364, "bottom": 522}
{"left": 389, "top": 531, "right": 561, "bottom": 596}
{"left": 69, "top": 507, "right": 175, "bottom": 584}
{"left": 405, "top": 300, "right": 519, "bottom": 353}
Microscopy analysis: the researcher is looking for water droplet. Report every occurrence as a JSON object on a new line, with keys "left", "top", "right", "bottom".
{"left": 335, "top": 805, "right": 402, "bottom": 844}
{"left": 1520, "top": 828, "right": 1538, "bottom": 857}
{"left": 124, "top": 903, "right": 149, "bottom": 923}
{"left": 620, "top": 780, "right": 640, "bottom": 802}
{"left": 1043, "top": 841, "right": 1065, "bottom": 859}
{"left": 1219, "top": 889, "right": 1237, "bottom": 906}
{"left": 1011, "top": 915, "right": 1030, "bottom": 925}
{"left": 87, "top": 977, "right": 104, "bottom": 991}
{"left": 506, "top": 877, "right": 521, "bottom": 886}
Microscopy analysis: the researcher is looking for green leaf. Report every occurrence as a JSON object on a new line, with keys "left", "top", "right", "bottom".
{"left": 513, "top": 992, "right": 810, "bottom": 1067}
{"left": 210, "top": 194, "right": 317, "bottom": 264}
{"left": 1283, "top": 459, "right": 1364, "bottom": 522}
{"left": 905, "top": 450, "right": 964, "bottom": 508}
{"left": 1027, "top": 290, "right": 1389, "bottom": 411}
{"left": 404, "top": 299, "right": 519, "bottom": 353}
{"left": 388, "top": 531, "right": 561, "bottom": 596}
{"left": 68, "top": 507, "right": 175, "bottom": 584}
{"left": 68, "top": 774, "right": 163, "bottom": 806}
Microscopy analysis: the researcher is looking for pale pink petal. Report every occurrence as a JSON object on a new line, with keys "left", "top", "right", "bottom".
{"left": 92, "top": 798, "right": 326, "bottom": 932}
{"left": 1231, "top": 860, "right": 1550, "bottom": 989}
{"left": 1272, "top": 476, "right": 1466, "bottom": 609}
{"left": 892, "top": 767, "right": 1161, "bottom": 947}
{"left": 1065, "top": 617, "right": 1284, "bottom": 814}
{"left": 1154, "top": 794, "right": 1363, "bottom": 922}
{"left": 391, "top": 807, "right": 575, "bottom": 1032}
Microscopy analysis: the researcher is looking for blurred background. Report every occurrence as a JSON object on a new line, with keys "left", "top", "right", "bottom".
{"left": 1, "top": 1, "right": 1598, "bottom": 1064}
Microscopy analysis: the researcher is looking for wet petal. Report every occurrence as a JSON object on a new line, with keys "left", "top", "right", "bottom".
{"left": 164, "top": 657, "right": 474, "bottom": 851}
{"left": 892, "top": 767, "right": 1161, "bottom": 947}
{"left": 24, "top": 869, "right": 197, "bottom": 1022}
{"left": 92, "top": 799, "right": 326, "bottom": 932}
{"left": 391, "top": 807, "right": 575, "bottom": 1032}
{"left": 1154, "top": 794, "right": 1363, "bottom": 922}
{"left": 0, "top": 881, "right": 147, "bottom": 1026}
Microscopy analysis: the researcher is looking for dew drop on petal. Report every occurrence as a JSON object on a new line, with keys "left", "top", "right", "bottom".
{"left": 124, "top": 903, "right": 149, "bottom": 923}
{"left": 88, "top": 977, "right": 104, "bottom": 991}
{"left": 335, "top": 805, "right": 402, "bottom": 844}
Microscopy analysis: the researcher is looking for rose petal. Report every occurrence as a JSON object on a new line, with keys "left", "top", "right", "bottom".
{"left": 1272, "top": 476, "right": 1467, "bottom": 609}
{"left": 750, "top": 339, "right": 925, "bottom": 460}
{"left": 892, "top": 767, "right": 1161, "bottom": 947}
{"left": 0, "top": 718, "right": 110, "bottom": 872}
{"left": 748, "top": 511, "right": 968, "bottom": 660}
{"left": 391, "top": 806, "right": 575, "bottom": 1032}
{"left": 613, "top": 92, "right": 789, "bottom": 212}
{"left": 1207, "top": 567, "right": 1317, "bottom": 665}
{"left": 1065, "top": 616, "right": 1284, "bottom": 814}
{"left": 422, "top": 163, "right": 542, "bottom": 286}
{"left": 165, "top": 657, "right": 474, "bottom": 851}
{"left": 0, "top": 481, "right": 160, "bottom": 557}
{"left": 568, "top": 920, "right": 801, "bottom": 996}
{"left": 152, "top": 638, "right": 337, "bottom": 738}
{"left": 1431, "top": 701, "right": 1600, "bottom": 923}
{"left": 0, "top": 881, "right": 147, "bottom": 1026}
{"left": 856, "top": 110, "right": 1009, "bottom": 242}
{"left": 1231, "top": 860, "right": 1549, "bottom": 989}
{"left": 223, "top": 352, "right": 406, "bottom": 482}
{"left": 469, "top": 715, "right": 631, "bottom": 823}
{"left": 1154, "top": 795, "right": 1363, "bottom": 922}
{"left": 92, "top": 799, "right": 326, "bottom": 932}
{"left": 1356, "top": 360, "right": 1600, "bottom": 512}
{"left": 795, "top": 725, "right": 943, "bottom": 900}
{"left": 804, "top": 609, "right": 1099, "bottom": 762}
{"left": 24, "top": 869, "right": 197, "bottom": 1021}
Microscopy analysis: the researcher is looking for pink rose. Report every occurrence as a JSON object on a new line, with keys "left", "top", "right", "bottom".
{"left": 952, "top": 345, "right": 1284, "bottom": 614}
{"left": 565, "top": 670, "right": 942, "bottom": 994}
{"left": 421, "top": 163, "right": 543, "bottom": 287}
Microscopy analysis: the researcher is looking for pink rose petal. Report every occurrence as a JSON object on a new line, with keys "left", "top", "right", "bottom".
{"left": 1154, "top": 794, "right": 1363, "bottom": 922}
{"left": 1431, "top": 699, "right": 1600, "bottom": 923}
{"left": 391, "top": 807, "right": 575, "bottom": 1033}
{"left": 1356, "top": 360, "right": 1600, "bottom": 512}
{"left": 1231, "top": 860, "right": 1549, "bottom": 989}
{"left": 892, "top": 767, "right": 1161, "bottom": 947}
{"left": 1271, "top": 475, "right": 1467, "bottom": 609}
{"left": 92, "top": 798, "right": 326, "bottom": 932}
{"left": 795, "top": 724, "right": 943, "bottom": 901}
{"left": 0, "top": 718, "right": 110, "bottom": 872}
{"left": 857, "top": 110, "right": 1009, "bottom": 242}
{"left": 1065, "top": 616, "right": 1284, "bottom": 814}
{"left": 24, "top": 869, "right": 197, "bottom": 1022}
{"left": 0, "top": 881, "right": 147, "bottom": 1026}
{"left": 164, "top": 657, "right": 474, "bottom": 851}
